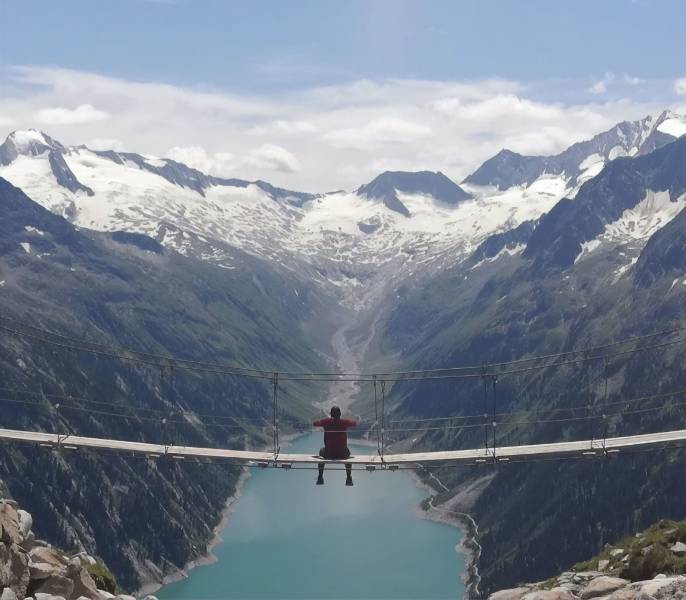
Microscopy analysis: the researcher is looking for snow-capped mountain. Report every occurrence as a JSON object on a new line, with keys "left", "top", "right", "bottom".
{"left": 0, "top": 111, "right": 684, "bottom": 310}
{"left": 463, "top": 110, "right": 686, "bottom": 192}
{"left": 524, "top": 135, "right": 686, "bottom": 270}
{"left": 0, "top": 130, "right": 557, "bottom": 308}
{"left": 357, "top": 170, "right": 472, "bottom": 217}
{"left": 0, "top": 130, "right": 94, "bottom": 198}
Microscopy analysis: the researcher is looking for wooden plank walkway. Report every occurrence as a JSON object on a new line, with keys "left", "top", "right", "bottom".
{"left": 1, "top": 427, "right": 684, "bottom": 467}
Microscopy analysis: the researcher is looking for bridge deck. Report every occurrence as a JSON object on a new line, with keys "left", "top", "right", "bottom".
{"left": 0, "top": 427, "right": 684, "bottom": 466}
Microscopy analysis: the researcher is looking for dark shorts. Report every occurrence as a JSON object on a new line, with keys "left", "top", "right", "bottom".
{"left": 319, "top": 447, "right": 351, "bottom": 460}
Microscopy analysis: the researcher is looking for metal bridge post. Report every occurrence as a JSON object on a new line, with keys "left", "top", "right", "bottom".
{"left": 373, "top": 375, "right": 382, "bottom": 458}
{"left": 380, "top": 379, "right": 386, "bottom": 462}
{"left": 602, "top": 413, "right": 608, "bottom": 455}
{"left": 272, "top": 372, "right": 280, "bottom": 463}
{"left": 481, "top": 366, "right": 489, "bottom": 453}
{"left": 492, "top": 375, "right": 498, "bottom": 461}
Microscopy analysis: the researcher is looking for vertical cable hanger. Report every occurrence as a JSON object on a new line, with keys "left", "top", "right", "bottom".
{"left": 481, "top": 365, "right": 489, "bottom": 452}
{"left": 380, "top": 379, "right": 386, "bottom": 463}
{"left": 373, "top": 375, "right": 382, "bottom": 458}
{"left": 272, "top": 372, "right": 280, "bottom": 463}
{"left": 602, "top": 357, "right": 609, "bottom": 454}
{"left": 492, "top": 375, "right": 498, "bottom": 461}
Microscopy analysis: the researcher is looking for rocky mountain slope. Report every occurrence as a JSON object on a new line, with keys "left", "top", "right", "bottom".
{"left": 0, "top": 496, "right": 118, "bottom": 600}
{"left": 488, "top": 519, "right": 686, "bottom": 600}
{"left": 0, "top": 178, "right": 327, "bottom": 591}
{"left": 380, "top": 135, "right": 686, "bottom": 593}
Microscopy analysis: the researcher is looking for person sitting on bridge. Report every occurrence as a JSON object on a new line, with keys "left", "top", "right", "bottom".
{"left": 314, "top": 406, "right": 356, "bottom": 486}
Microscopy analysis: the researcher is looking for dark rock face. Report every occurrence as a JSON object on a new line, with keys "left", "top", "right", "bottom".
{"left": 379, "top": 135, "right": 686, "bottom": 594}
{"left": 463, "top": 149, "right": 550, "bottom": 190}
{"left": 357, "top": 170, "right": 472, "bottom": 217}
{"left": 634, "top": 206, "right": 686, "bottom": 287}
{"left": 358, "top": 219, "right": 382, "bottom": 234}
{"left": 0, "top": 178, "right": 325, "bottom": 591}
{"left": 47, "top": 152, "right": 94, "bottom": 196}
{"left": 382, "top": 191, "right": 412, "bottom": 217}
{"left": 470, "top": 220, "right": 537, "bottom": 263}
{"left": 110, "top": 231, "right": 164, "bottom": 254}
{"left": 524, "top": 136, "right": 686, "bottom": 270}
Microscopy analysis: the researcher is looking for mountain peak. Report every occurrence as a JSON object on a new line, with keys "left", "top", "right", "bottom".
{"left": 357, "top": 170, "right": 472, "bottom": 217}
{"left": 464, "top": 110, "right": 686, "bottom": 191}
{"left": 1, "top": 130, "right": 66, "bottom": 167}
{"left": 0, "top": 130, "right": 93, "bottom": 196}
{"left": 4, "top": 129, "right": 62, "bottom": 154}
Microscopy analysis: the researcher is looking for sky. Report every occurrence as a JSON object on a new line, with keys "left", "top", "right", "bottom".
{"left": 1, "top": 0, "right": 685, "bottom": 191}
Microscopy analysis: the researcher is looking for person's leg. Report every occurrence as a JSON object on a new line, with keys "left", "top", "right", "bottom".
{"left": 345, "top": 463, "right": 353, "bottom": 485}
{"left": 344, "top": 448, "right": 353, "bottom": 486}
{"left": 317, "top": 447, "right": 326, "bottom": 485}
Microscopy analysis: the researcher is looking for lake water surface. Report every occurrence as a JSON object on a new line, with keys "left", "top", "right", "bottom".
{"left": 157, "top": 433, "right": 465, "bottom": 600}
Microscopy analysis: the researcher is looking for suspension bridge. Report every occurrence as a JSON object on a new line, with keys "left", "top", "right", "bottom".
{"left": 1, "top": 317, "right": 686, "bottom": 471}
{"left": 0, "top": 426, "right": 685, "bottom": 470}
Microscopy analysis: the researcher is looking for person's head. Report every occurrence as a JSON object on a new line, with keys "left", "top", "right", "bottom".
{"left": 330, "top": 406, "right": 341, "bottom": 419}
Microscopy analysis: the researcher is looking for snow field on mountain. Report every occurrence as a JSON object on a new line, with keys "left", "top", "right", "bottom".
{"left": 575, "top": 190, "right": 686, "bottom": 267}
{"left": 1, "top": 142, "right": 570, "bottom": 278}
{"left": 2, "top": 110, "right": 684, "bottom": 301}
{"left": 0, "top": 154, "right": 76, "bottom": 218}
{"left": 657, "top": 115, "right": 686, "bottom": 138}
{"left": 7, "top": 130, "right": 50, "bottom": 152}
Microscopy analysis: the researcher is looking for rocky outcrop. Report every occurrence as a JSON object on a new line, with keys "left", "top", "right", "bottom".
{"left": 489, "top": 573, "right": 686, "bottom": 600}
{"left": 0, "top": 498, "right": 117, "bottom": 600}
{"left": 487, "top": 519, "right": 686, "bottom": 600}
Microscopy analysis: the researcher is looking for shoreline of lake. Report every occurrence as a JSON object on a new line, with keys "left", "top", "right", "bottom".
{"left": 137, "top": 466, "right": 252, "bottom": 597}
{"left": 411, "top": 470, "right": 481, "bottom": 599}
{"left": 145, "top": 434, "right": 471, "bottom": 600}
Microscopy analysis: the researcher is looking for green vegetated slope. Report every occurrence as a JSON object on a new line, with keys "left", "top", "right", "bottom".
{"left": 572, "top": 519, "right": 686, "bottom": 582}
{"left": 378, "top": 138, "right": 686, "bottom": 593}
{"left": 0, "top": 178, "right": 330, "bottom": 590}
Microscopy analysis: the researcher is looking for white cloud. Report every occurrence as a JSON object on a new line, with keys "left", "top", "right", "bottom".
{"left": 0, "top": 115, "right": 13, "bottom": 126}
{"left": 167, "top": 146, "right": 235, "bottom": 176}
{"left": 434, "top": 94, "right": 562, "bottom": 123}
{"left": 324, "top": 117, "right": 431, "bottom": 149}
{"left": 168, "top": 143, "right": 298, "bottom": 176}
{"left": 0, "top": 65, "right": 669, "bottom": 191}
{"left": 88, "top": 137, "right": 126, "bottom": 152}
{"left": 590, "top": 80, "right": 608, "bottom": 95}
{"left": 590, "top": 72, "right": 642, "bottom": 95}
{"left": 676, "top": 79, "right": 686, "bottom": 96}
{"left": 251, "top": 119, "right": 318, "bottom": 135}
{"left": 35, "top": 103, "right": 111, "bottom": 125}
{"left": 590, "top": 72, "right": 615, "bottom": 95}
{"left": 243, "top": 144, "right": 300, "bottom": 173}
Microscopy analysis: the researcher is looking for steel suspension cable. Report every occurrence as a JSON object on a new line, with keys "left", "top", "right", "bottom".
{"left": 2, "top": 317, "right": 686, "bottom": 382}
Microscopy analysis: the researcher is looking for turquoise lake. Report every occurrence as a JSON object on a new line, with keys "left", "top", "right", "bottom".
{"left": 157, "top": 433, "right": 465, "bottom": 600}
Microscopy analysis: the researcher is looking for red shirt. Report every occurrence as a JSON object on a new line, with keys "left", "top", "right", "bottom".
{"left": 313, "top": 417, "right": 357, "bottom": 458}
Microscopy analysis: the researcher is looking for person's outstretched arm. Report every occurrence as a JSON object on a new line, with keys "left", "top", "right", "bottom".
{"left": 341, "top": 418, "right": 357, "bottom": 427}
{"left": 313, "top": 418, "right": 328, "bottom": 427}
